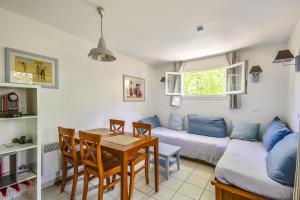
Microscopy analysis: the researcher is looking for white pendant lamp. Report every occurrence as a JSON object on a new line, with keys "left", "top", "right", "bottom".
{"left": 88, "top": 7, "right": 116, "bottom": 62}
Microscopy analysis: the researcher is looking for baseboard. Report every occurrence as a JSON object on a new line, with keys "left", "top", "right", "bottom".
{"left": 42, "top": 177, "right": 61, "bottom": 189}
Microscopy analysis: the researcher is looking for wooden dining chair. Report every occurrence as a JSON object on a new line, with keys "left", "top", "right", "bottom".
{"left": 109, "top": 119, "right": 125, "bottom": 134}
{"left": 128, "top": 122, "right": 152, "bottom": 200}
{"left": 58, "top": 127, "right": 83, "bottom": 200}
{"left": 79, "top": 131, "right": 121, "bottom": 200}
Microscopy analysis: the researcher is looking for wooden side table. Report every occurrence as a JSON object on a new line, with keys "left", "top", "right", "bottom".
{"left": 150, "top": 142, "right": 181, "bottom": 179}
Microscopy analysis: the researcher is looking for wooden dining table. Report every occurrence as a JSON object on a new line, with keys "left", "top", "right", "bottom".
{"left": 75, "top": 128, "right": 159, "bottom": 200}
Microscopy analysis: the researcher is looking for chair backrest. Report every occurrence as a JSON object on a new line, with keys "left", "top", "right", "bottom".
{"left": 58, "top": 127, "right": 76, "bottom": 161}
{"left": 132, "top": 122, "right": 152, "bottom": 137}
{"left": 78, "top": 131, "right": 104, "bottom": 176}
{"left": 109, "top": 119, "right": 125, "bottom": 134}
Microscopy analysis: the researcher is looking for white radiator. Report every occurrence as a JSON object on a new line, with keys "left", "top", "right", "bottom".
{"left": 42, "top": 142, "right": 61, "bottom": 184}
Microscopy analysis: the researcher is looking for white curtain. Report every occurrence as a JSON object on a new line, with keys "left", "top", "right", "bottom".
{"left": 226, "top": 51, "right": 242, "bottom": 109}
{"left": 294, "top": 130, "right": 300, "bottom": 200}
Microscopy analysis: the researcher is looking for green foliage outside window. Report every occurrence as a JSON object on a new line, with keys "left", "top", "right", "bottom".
{"left": 184, "top": 68, "right": 225, "bottom": 96}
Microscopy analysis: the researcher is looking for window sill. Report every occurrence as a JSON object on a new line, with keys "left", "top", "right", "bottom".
{"left": 182, "top": 95, "right": 227, "bottom": 100}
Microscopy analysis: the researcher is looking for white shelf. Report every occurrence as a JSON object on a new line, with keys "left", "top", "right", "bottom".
{"left": 0, "top": 143, "right": 37, "bottom": 156}
{"left": 17, "top": 170, "right": 37, "bottom": 183}
{"left": 0, "top": 82, "right": 40, "bottom": 199}
{"left": 0, "top": 115, "right": 37, "bottom": 121}
{"left": 0, "top": 170, "right": 37, "bottom": 190}
{"left": 0, "top": 83, "right": 40, "bottom": 89}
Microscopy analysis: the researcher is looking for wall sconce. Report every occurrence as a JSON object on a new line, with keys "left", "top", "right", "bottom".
{"left": 273, "top": 49, "right": 300, "bottom": 72}
{"left": 249, "top": 65, "right": 263, "bottom": 83}
{"left": 160, "top": 77, "right": 165, "bottom": 82}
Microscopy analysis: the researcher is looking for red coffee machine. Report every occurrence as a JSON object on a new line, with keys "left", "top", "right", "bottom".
{"left": 1, "top": 92, "right": 20, "bottom": 117}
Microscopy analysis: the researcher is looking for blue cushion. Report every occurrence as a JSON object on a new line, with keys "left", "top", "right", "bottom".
{"left": 263, "top": 117, "right": 292, "bottom": 151}
{"left": 168, "top": 114, "right": 184, "bottom": 131}
{"left": 139, "top": 115, "right": 161, "bottom": 129}
{"left": 187, "top": 115, "right": 227, "bottom": 138}
{"left": 231, "top": 121, "right": 260, "bottom": 141}
{"left": 266, "top": 133, "right": 298, "bottom": 186}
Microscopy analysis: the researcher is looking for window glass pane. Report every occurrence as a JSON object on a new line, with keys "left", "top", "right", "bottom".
{"left": 226, "top": 65, "right": 242, "bottom": 92}
{"left": 167, "top": 74, "right": 181, "bottom": 94}
{"left": 184, "top": 68, "right": 225, "bottom": 96}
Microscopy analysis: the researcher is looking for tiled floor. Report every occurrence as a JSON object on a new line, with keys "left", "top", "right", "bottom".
{"left": 42, "top": 158, "right": 215, "bottom": 200}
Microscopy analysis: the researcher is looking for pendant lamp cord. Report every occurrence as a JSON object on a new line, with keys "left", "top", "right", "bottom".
{"left": 100, "top": 13, "right": 103, "bottom": 37}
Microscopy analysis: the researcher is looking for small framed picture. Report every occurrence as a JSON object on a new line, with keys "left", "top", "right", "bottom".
{"left": 123, "top": 75, "right": 145, "bottom": 102}
{"left": 5, "top": 47, "right": 59, "bottom": 89}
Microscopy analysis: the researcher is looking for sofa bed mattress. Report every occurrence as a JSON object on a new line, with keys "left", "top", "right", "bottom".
{"left": 151, "top": 127, "right": 230, "bottom": 165}
{"left": 215, "top": 139, "right": 294, "bottom": 200}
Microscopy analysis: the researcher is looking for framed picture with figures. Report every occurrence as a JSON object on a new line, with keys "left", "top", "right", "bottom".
{"left": 5, "top": 47, "right": 59, "bottom": 89}
{"left": 123, "top": 75, "right": 145, "bottom": 102}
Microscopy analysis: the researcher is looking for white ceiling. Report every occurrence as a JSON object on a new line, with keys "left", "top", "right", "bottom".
{"left": 0, "top": 0, "right": 300, "bottom": 65}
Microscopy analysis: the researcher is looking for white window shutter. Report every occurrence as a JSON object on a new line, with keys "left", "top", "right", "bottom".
{"left": 165, "top": 72, "right": 183, "bottom": 96}
{"left": 225, "top": 61, "right": 246, "bottom": 95}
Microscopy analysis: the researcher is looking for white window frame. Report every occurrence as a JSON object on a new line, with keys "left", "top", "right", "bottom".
{"left": 165, "top": 72, "right": 184, "bottom": 96}
{"left": 225, "top": 61, "right": 246, "bottom": 95}
{"left": 182, "top": 67, "right": 227, "bottom": 98}
{"left": 165, "top": 61, "right": 246, "bottom": 97}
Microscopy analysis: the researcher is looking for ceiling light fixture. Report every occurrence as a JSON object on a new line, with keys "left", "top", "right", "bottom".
{"left": 88, "top": 7, "right": 116, "bottom": 62}
{"left": 197, "top": 25, "right": 204, "bottom": 33}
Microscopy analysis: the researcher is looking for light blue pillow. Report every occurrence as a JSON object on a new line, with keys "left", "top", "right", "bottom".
{"left": 187, "top": 115, "right": 227, "bottom": 138}
{"left": 168, "top": 114, "right": 184, "bottom": 131}
{"left": 266, "top": 133, "right": 298, "bottom": 186}
{"left": 231, "top": 121, "right": 260, "bottom": 141}
{"left": 263, "top": 117, "right": 292, "bottom": 151}
{"left": 139, "top": 115, "right": 161, "bottom": 129}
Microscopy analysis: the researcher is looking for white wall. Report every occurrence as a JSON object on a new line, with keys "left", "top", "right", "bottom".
{"left": 0, "top": 8, "right": 156, "bottom": 145}
{"left": 153, "top": 43, "right": 289, "bottom": 135}
{"left": 287, "top": 18, "right": 300, "bottom": 132}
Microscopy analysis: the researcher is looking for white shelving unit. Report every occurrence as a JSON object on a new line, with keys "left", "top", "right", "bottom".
{"left": 0, "top": 83, "right": 41, "bottom": 200}
{"left": 0, "top": 115, "right": 38, "bottom": 121}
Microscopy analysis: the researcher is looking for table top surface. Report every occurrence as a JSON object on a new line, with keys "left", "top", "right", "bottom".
{"left": 150, "top": 142, "right": 181, "bottom": 157}
{"left": 75, "top": 128, "right": 158, "bottom": 152}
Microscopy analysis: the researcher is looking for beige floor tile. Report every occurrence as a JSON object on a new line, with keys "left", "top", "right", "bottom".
{"left": 195, "top": 164, "right": 214, "bottom": 174}
{"left": 105, "top": 184, "right": 121, "bottom": 198}
{"left": 171, "top": 193, "right": 193, "bottom": 200}
{"left": 192, "top": 165, "right": 213, "bottom": 176}
{"left": 151, "top": 186, "right": 176, "bottom": 200}
{"left": 186, "top": 173, "right": 210, "bottom": 188}
{"left": 178, "top": 159, "right": 197, "bottom": 172}
{"left": 43, "top": 159, "right": 216, "bottom": 200}
{"left": 135, "top": 179, "right": 154, "bottom": 194}
{"left": 170, "top": 170, "right": 191, "bottom": 181}
{"left": 42, "top": 186, "right": 68, "bottom": 200}
{"left": 63, "top": 179, "right": 96, "bottom": 199}
{"left": 205, "top": 178, "right": 215, "bottom": 193}
{"left": 200, "top": 190, "right": 215, "bottom": 200}
{"left": 142, "top": 195, "right": 157, "bottom": 200}
{"left": 113, "top": 189, "right": 147, "bottom": 200}
{"left": 83, "top": 188, "right": 115, "bottom": 200}
{"left": 181, "top": 159, "right": 198, "bottom": 168}
{"left": 178, "top": 183, "right": 204, "bottom": 200}
{"left": 161, "top": 177, "right": 184, "bottom": 191}
{"left": 132, "top": 189, "right": 148, "bottom": 200}
{"left": 137, "top": 166, "right": 154, "bottom": 178}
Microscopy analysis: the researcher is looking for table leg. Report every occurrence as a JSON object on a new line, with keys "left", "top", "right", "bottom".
{"left": 120, "top": 152, "right": 128, "bottom": 200}
{"left": 176, "top": 151, "right": 180, "bottom": 170}
{"left": 165, "top": 157, "right": 169, "bottom": 180}
{"left": 147, "top": 147, "right": 151, "bottom": 170}
{"left": 154, "top": 140, "right": 159, "bottom": 192}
